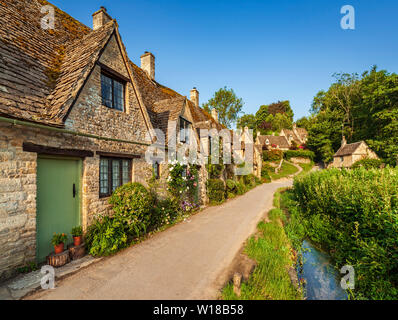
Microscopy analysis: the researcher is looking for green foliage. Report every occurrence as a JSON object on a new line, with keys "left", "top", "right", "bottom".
{"left": 226, "top": 179, "right": 238, "bottom": 195}
{"left": 150, "top": 198, "right": 180, "bottom": 229}
{"left": 295, "top": 116, "right": 311, "bottom": 131}
{"left": 237, "top": 114, "right": 257, "bottom": 137}
{"left": 206, "top": 179, "right": 226, "bottom": 204}
{"left": 262, "top": 150, "right": 283, "bottom": 162}
{"left": 167, "top": 162, "right": 199, "bottom": 211}
{"left": 222, "top": 192, "right": 301, "bottom": 300}
{"left": 85, "top": 216, "right": 128, "bottom": 257}
{"left": 291, "top": 168, "right": 398, "bottom": 299}
{"left": 17, "top": 262, "right": 39, "bottom": 274}
{"left": 71, "top": 226, "right": 82, "bottom": 237}
{"left": 284, "top": 150, "right": 315, "bottom": 161}
{"left": 269, "top": 162, "right": 299, "bottom": 180}
{"left": 203, "top": 87, "right": 243, "bottom": 128}
{"left": 109, "top": 182, "right": 152, "bottom": 237}
{"left": 51, "top": 232, "right": 68, "bottom": 246}
{"left": 351, "top": 158, "right": 383, "bottom": 169}
{"left": 307, "top": 67, "right": 398, "bottom": 165}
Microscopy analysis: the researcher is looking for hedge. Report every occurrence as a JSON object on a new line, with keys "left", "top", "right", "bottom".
{"left": 284, "top": 150, "right": 315, "bottom": 161}
{"left": 207, "top": 179, "right": 226, "bottom": 204}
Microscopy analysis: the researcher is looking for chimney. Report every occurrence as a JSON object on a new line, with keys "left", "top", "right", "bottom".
{"left": 342, "top": 136, "right": 347, "bottom": 147}
{"left": 190, "top": 87, "right": 199, "bottom": 107}
{"left": 211, "top": 109, "right": 218, "bottom": 123}
{"left": 141, "top": 52, "right": 155, "bottom": 80}
{"left": 92, "top": 7, "right": 112, "bottom": 30}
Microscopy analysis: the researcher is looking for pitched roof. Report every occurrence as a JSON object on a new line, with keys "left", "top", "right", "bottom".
{"left": 0, "top": 0, "right": 226, "bottom": 144}
{"left": 258, "top": 135, "right": 290, "bottom": 149}
{"left": 281, "top": 129, "right": 301, "bottom": 144}
{"left": 46, "top": 21, "right": 116, "bottom": 122}
{"left": 334, "top": 141, "right": 364, "bottom": 157}
{"left": 0, "top": 0, "right": 91, "bottom": 125}
{"left": 295, "top": 127, "right": 308, "bottom": 141}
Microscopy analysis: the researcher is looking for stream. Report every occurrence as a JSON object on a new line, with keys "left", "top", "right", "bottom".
{"left": 297, "top": 240, "right": 348, "bottom": 300}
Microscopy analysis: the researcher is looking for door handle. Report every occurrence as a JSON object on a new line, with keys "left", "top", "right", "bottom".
{"left": 73, "top": 183, "right": 76, "bottom": 198}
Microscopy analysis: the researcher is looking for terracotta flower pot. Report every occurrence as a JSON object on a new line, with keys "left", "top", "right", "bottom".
{"left": 73, "top": 236, "right": 82, "bottom": 247}
{"left": 54, "top": 243, "right": 64, "bottom": 254}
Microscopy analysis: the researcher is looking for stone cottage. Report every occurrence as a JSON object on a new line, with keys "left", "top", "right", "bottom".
{"left": 255, "top": 134, "right": 290, "bottom": 151}
{"left": 331, "top": 137, "right": 379, "bottom": 168}
{"left": 0, "top": 1, "right": 237, "bottom": 280}
{"left": 279, "top": 124, "right": 308, "bottom": 147}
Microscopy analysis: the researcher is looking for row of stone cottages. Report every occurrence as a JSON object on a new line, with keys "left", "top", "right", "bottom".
{"left": 0, "top": 1, "right": 264, "bottom": 279}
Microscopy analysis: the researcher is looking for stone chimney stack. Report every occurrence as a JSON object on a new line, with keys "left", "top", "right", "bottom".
{"left": 211, "top": 109, "right": 218, "bottom": 123}
{"left": 342, "top": 136, "right": 347, "bottom": 147}
{"left": 190, "top": 88, "right": 199, "bottom": 107}
{"left": 141, "top": 52, "right": 155, "bottom": 80}
{"left": 92, "top": 7, "right": 112, "bottom": 30}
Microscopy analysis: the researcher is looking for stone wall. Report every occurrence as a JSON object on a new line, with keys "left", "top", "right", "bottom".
{"left": 290, "top": 157, "right": 311, "bottom": 164}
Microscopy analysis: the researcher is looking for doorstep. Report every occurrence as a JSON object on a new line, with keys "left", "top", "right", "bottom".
{"left": 0, "top": 255, "right": 102, "bottom": 300}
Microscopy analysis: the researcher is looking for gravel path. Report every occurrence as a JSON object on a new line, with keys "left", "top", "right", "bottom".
{"left": 27, "top": 179, "right": 293, "bottom": 300}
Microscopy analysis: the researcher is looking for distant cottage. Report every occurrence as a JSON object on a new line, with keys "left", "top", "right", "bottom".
{"left": 255, "top": 124, "right": 308, "bottom": 151}
{"left": 332, "top": 137, "right": 379, "bottom": 168}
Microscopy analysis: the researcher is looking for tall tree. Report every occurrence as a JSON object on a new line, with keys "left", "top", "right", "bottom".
{"left": 203, "top": 87, "right": 243, "bottom": 128}
{"left": 307, "top": 67, "right": 398, "bottom": 165}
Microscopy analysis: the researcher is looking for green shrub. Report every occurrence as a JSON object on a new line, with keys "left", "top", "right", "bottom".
{"left": 236, "top": 182, "right": 247, "bottom": 195}
{"left": 284, "top": 150, "right": 315, "bottom": 161}
{"left": 150, "top": 198, "right": 180, "bottom": 230}
{"left": 242, "top": 174, "right": 257, "bottom": 189}
{"left": 262, "top": 150, "right": 283, "bottom": 162}
{"left": 351, "top": 158, "right": 383, "bottom": 169}
{"left": 226, "top": 179, "right": 237, "bottom": 194}
{"left": 261, "top": 165, "right": 272, "bottom": 183}
{"left": 109, "top": 182, "right": 152, "bottom": 237}
{"left": 207, "top": 179, "right": 226, "bottom": 204}
{"left": 85, "top": 216, "right": 128, "bottom": 257}
{"left": 292, "top": 167, "right": 398, "bottom": 299}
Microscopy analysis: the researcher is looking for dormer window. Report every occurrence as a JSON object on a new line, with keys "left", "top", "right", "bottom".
{"left": 101, "top": 72, "right": 125, "bottom": 111}
{"left": 179, "top": 117, "right": 191, "bottom": 144}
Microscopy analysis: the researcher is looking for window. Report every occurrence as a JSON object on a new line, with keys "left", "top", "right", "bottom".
{"left": 340, "top": 157, "right": 344, "bottom": 163}
{"left": 152, "top": 161, "right": 160, "bottom": 180}
{"left": 101, "top": 73, "right": 125, "bottom": 111}
{"left": 179, "top": 117, "right": 191, "bottom": 143}
{"left": 99, "top": 158, "right": 131, "bottom": 197}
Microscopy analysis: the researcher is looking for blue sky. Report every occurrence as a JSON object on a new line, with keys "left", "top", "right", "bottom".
{"left": 50, "top": 0, "right": 398, "bottom": 121}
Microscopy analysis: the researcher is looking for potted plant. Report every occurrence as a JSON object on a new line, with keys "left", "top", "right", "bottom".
{"left": 51, "top": 233, "right": 68, "bottom": 254}
{"left": 71, "top": 226, "right": 83, "bottom": 246}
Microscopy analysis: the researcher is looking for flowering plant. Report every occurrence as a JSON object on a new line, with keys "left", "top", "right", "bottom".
{"left": 51, "top": 232, "right": 68, "bottom": 246}
{"left": 167, "top": 160, "right": 199, "bottom": 212}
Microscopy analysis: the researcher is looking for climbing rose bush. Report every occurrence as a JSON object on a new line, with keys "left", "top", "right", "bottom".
{"left": 167, "top": 160, "right": 199, "bottom": 211}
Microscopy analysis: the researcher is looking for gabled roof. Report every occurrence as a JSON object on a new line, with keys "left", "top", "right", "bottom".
{"left": 258, "top": 135, "right": 290, "bottom": 149}
{"left": 0, "top": 0, "right": 91, "bottom": 125}
{"left": 47, "top": 21, "right": 116, "bottom": 122}
{"left": 334, "top": 141, "right": 364, "bottom": 157}
{"left": 0, "top": 0, "right": 225, "bottom": 146}
{"left": 281, "top": 129, "right": 301, "bottom": 144}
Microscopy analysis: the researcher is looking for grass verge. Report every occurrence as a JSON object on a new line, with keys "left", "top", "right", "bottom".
{"left": 269, "top": 161, "right": 299, "bottom": 180}
{"left": 222, "top": 188, "right": 302, "bottom": 300}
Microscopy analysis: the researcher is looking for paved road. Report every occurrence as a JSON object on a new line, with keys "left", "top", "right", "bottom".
{"left": 27, "top": 179, "right": 292, "bottom": 300}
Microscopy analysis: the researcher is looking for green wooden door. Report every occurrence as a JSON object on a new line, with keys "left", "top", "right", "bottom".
{"left": 36, "top": 156, "right": 81, "bottom": 262}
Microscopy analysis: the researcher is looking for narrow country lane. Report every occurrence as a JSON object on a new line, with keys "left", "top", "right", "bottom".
{"left": 27, "top": 179, "right": 293, "bottom": 300}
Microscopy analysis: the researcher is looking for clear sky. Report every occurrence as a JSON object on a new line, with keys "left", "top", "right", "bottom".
{"left": 49, "top": 0, "right": 398, "bottom": 121}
